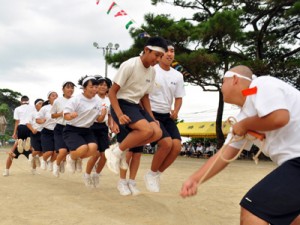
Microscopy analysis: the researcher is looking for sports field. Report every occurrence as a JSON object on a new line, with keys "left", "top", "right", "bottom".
{"left": 0, "top": 149, "right": 275, "bottom": 225}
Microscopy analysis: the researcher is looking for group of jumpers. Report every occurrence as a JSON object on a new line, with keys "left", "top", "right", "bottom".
{"left": 3, "top": 36, "right": 186, "bottom": 197}
{"left": 3, "top": 35, "right": 300, "bottom": 224}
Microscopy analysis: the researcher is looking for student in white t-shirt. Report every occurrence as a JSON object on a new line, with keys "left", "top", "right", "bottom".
{"left": 36, "top": 91, "right": 58, "bottom": 172}
{"left": 50, "top": 81, "right": 76, "bottom": 177}
{"left": 83, "top": 76, "right": 112, "bottom": 187}
{"left": 63, "top": 76, "right": 104, "bottom": 174}
{"left": 144, "top": 40, "right": 186, "bottom": 193}
{"left": 2, "top": 96, "right": 35, "bottom": 176}
{"left": 105, "top": 36, "right": 168, "bottom": 175}
{"left": 26, "top": 98, "right": 44, "bottom": 173}
{"left": 181, "top": 65, "right": 300, "bottom": 225}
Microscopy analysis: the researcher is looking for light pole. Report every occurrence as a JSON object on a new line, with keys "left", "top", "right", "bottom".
{"left": 93, "top": 42, "right": 120, "bottom": 77}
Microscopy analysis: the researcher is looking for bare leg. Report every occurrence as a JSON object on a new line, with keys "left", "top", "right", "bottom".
{"left": 240, "top": 207, "right": 268, "bottom": 225}
{"left": 56, "top": 148, "right": 67, "bottom": 165}
{"left": 150, "top": 137, "right": 172, "bottom": 172}
{"left": 95, "top": 152, "right": 107, "bottom": 174}
{"left": 129, "top": 153, "right": 141, "bottom": 180}
{"left": 5, "top": 156, "right": 13, "bottom": 169}
{"left": 86, "top": 152, "right": 100, "bottom": 174}
{"left": 291, "top": 215, "right": 300, "bottom": 225}
{"left": 158, "top": 139, "right": 181, "bottom": 172}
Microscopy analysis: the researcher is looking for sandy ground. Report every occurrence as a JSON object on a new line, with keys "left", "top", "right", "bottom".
{"left": 0, "top": 149, "right": 275, "bottom": 225}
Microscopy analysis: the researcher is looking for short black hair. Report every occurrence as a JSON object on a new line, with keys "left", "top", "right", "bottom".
{"left": 145, "top": 36, "right": 168, "bottom": 52}
{"left": 21, "top": 96, "right": 29, "bottom": 102}
{"left": 34, "top": 98, "right": 44, "bottom": 105}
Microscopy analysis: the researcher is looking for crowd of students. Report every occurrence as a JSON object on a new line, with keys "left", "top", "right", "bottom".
{"left": 4, "top": 36, "right": 300, "bottom": 224}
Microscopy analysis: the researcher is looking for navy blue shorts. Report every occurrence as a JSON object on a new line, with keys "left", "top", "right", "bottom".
{"left": 63, "top": 125, "right": 97, "bottom": 151}
{"left": 111, "top": 99, "right": 154, "bottom": 143}
{"left": 17, "top": 125, "right": 31, "bottom": 140}
{"left": 240, "top": 157, "right": 300, "bottom": 225}
{"left": 91, "top": 122, "right": 109, "bottom": 152}
{"left": 129, "top": 146, "right": 144, "bottom": 153}
{"left": 152, "top": 111, "right": 181, "bottom": 143}
{"left": 12, "top": 145, "right": 31, "bottom": 159}
{"left": 54, "top": 124, "right": 68, "bottom": 152}
{"left": 30, "top": 131, "right": 42, "bottom": 152}
{"left": 41, "top": 128, "right": 55, "bottom": 152}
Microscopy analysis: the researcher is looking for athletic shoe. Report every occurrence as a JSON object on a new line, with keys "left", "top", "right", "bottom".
{"left": 41, "top": 159, "right": 47, "bottom": 170}
{"left": 47, "top": 161, "right": 53, "bottom": 171}
{"left": 75, "top": 158, "right": 82, "bottom": 173}
{"left": 31, "top": 168, "right": 37, "bottom": 175}
{"left": 66, "top": 155, "right": 75, "bottom": 173}
{"left": 53, "top": 163, "right": 60, "bottom": 177}
{"left": 59, "top": 161, "right": 65, "bottom": 173}
{"left": 120, "top": 149, "right": 129, "bottom": 170}
{"left": 17, "top": 139, "right": 24, "bottom": 153}
{"left": 24, "top": 137, "right": 31, "bottom": 151}
{"left": 144, "top": 171, "right": 160, "bottom": 192}
{"left": 35, "top": 156, "right": 41, "bottom": 167}
{"left": 105, "top": 145, "right": 121, "bottom": 174}
{"left": 2, "top": 169, "right": 9, "bottom": 177}
{"left": 92, "top": 173, "right": 100, "bottom": 188}
{"left": 117, "top": 180, "right": 131, "bottom": 196}
{"left": 83, "top": 173, "right": 94, "bottom": 188}
{"left": 28, "top": 154, "right": 34, "bottom": 168}
{"left": 128, "top": 181, "right": 141, "bottom": 196}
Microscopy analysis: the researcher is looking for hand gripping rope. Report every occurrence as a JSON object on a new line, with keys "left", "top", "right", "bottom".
{"left": 197, "top": 116, "right": 265, "bottom": 187}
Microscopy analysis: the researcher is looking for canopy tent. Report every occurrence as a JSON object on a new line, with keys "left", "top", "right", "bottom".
{"left": 177, "top": 121, "right": 231, "bottom": 139}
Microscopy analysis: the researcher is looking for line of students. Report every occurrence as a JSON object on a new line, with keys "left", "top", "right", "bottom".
{"left": 3, "top": 36, "right": 186, "bottom": 197}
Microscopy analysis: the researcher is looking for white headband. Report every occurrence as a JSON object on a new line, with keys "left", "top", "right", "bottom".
{"left": 146, "top": 45, "right": 166, "bottom": 54}
{"left": 82, "top": 76, "right": 96, "bottom": 86}
{"left": 35, "top": 100, "right": 43, "bottom": 105}
{"left": 224, "top": 71, "right": 252, "bottom": 81}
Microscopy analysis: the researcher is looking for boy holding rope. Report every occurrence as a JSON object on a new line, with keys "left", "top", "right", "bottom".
{"left": 181, "top": 65, "right": 300, "bottom": 225}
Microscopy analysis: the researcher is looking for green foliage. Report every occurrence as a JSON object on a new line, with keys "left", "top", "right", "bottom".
{"left": 107, "top": 0, "right": 300, "bottom": 146}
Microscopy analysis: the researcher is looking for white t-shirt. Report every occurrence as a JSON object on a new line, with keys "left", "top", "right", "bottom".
{"left": 14, "top": 104, "right": 35, "bottom": 125}
{"left": 51, "top": 96, "right": 71, "bottom": 125}
{"left": 113, "top": 56, "right": 156, "bottom": 104}
{"left": 64, "top": 93, "right": 102, "bottom": 128}
{"left": 150, "top": 64, "right": 186, "bottom": 113}
{"left": 97, "top": 96, "right": 110, "bottom": 124}
{"left": 36, "top": 104, "right": 57, "bottom": 130}
{"left": 227, "top": 76, "right": 300, "bottom": 165}
{"left": 26, "top": 109, "right": 43, "bottom": 132}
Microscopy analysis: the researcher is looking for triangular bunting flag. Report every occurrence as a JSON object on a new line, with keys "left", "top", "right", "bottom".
{"left": 125, "top": 20, "right": 134, "bottom": 29}
{"left": 114, "top": 10, "right": 127, "bottom": 17}
{"left": 107, "top": 2, "right": 117, "bottom": 14}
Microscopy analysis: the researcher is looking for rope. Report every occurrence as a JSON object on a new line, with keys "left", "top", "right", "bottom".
{"left": 197, "top": 117, "right": 265, "bottom": 187}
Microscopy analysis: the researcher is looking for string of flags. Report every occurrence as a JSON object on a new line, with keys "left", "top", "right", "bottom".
{"left": 95, "top": 0, "right": 191, "bottom": 77}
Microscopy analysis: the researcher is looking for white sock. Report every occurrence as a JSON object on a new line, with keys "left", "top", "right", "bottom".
{"left": 150, "top": 170, "right": 158, "bottom": 176}
{"left": 113, "top": 146, "right": 123, "bottom": 157}
{"left": 119, "top": 178, "right": 127, "bottom": 184}
{"left": 85, "top": 173, "right": 90, "bottom": 178}
{"left": 128, "top": 179, "right": 136, "bottom": 185}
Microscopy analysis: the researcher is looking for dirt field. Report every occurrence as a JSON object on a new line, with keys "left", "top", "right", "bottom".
{"left": 0, "top": 149, "right": 275, "bottom": 225}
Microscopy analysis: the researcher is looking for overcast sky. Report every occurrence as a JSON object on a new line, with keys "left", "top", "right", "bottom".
{"left": 0, "top": 0, "right": 238, "bottom": 122}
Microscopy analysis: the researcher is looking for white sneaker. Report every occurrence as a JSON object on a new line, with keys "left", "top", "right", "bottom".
{"left": 3, "top": 169, "right": 9, "bottom": 177}
{"left": 66, "top": 155, "right": 76, "bottom": 173}
{"left": 83, "top": 173, "right": 94, "bottom": 188}
{"left": 31, "top": 168, "right": 37, "bottom": 175}
{"left": 17, "top": 139, "right": 24, "bottom": 153}
{"left": 144, "top": 171, "right": 160, "bottom": 192}
{"left": 28, "top": 154, "right": 34, "bottom": 168}
{"left": 47, "top": 161, "right": 53, "bottom": 171}
{"left": 41, "top": 159, "right": 47, "bottom": 170}
{"left": 117, "top": 180, "right": 131, "bottom": 196}
{"left": 53, "top": 164, "right": 60, "bottom": 177}
{"left": 92, "top": 173, "right": 100, "bottom": 188}
{"left": 105, "top": 145, "right": 121, "bottom": 174}
{"left": 120, "top": 149, "right": 129, "bottom": 170}
{"left": 59, "top": 161, "right": 65, "bottom": 173}
{"left": 24, "top": 137, "right": 31, "bottom": 151}
{"left": 35, "top": 156, "right": 41, "bottom": 167}
{"left": 75, "top": 158, "right": 82, "bottom": 173}
{"left": 128, "top": 181, "right": 141, "bottom": 196}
